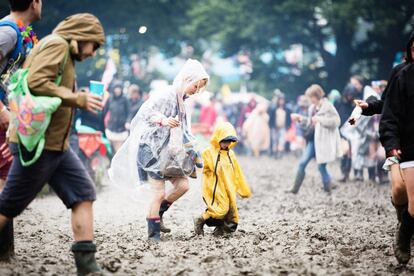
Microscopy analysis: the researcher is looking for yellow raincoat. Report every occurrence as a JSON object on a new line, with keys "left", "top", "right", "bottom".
{"left": 201, "top": 122, "right": 251, "bottom": 227}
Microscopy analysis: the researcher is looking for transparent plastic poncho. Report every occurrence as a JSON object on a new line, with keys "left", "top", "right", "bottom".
{"left": 108, "top": 59, "right": 209, "bottom": 192}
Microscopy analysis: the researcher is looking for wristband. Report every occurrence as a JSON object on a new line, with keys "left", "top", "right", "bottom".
{"left": 155, "top": 117, "right": 164, "bottom": 126}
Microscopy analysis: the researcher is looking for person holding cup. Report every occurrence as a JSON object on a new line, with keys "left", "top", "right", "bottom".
{"left": 0, "top": 14, "right": 106, "bottom": 275}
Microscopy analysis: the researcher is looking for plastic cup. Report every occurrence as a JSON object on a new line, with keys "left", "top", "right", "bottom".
{"left": 89, "top": 80, "right": 104, "bottom": 97}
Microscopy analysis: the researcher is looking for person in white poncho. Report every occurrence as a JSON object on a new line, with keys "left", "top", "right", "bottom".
{"left": 109, "top": 59, "right": 209, "bottom": 241}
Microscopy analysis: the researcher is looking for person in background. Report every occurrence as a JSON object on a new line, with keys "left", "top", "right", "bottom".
{"left": 290, "top": 95, "right": 309, "bottom": 156}
{"left": 242, "top": 103, "right": 270, "bottom": 157}
{"left": 78, "top": 86, "right": 109, "bottom": 134}
{"left": 125, "top": 83, "right": 143, "bottom": 130}
{"left": 348, "top": 75, "right": 364, "bottom": 100}
{"left": 335, "top": 87, "right": 356, "bottom": 182}
{"left": 106, "top": 83, "right": 129, "bottom": 153}
{"left": 288, "top": 84, "right": 341, "bottom": 194}
{"left": 274, "top": 94, "right": 288, "bottom": 158}
{"left": 199, "top": 97, "right": 217, "bottom": 133}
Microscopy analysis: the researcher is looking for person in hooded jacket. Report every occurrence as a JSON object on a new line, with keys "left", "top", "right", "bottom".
{"left": 379, "top": 34, "right": 414, "bottom": 265}
{"left": 0, "top": 14, "right": 105, "bottom": 275}
{"left": 106, "top": 83, "right": 129, "bottom": 153}
{"left": 109, "top": 59, "right": 209, "bottom": 242}
{"left": 194, "top": 122, "right": 251, "bottom": 236}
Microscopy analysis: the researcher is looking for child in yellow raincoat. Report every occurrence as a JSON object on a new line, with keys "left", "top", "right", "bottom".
{"left": 194, "top": 122, "right": 252, "bottom": 235}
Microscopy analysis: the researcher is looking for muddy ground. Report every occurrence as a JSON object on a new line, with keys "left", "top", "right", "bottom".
{"left": 0, "top": 155, "right": 412, "bottom": 275}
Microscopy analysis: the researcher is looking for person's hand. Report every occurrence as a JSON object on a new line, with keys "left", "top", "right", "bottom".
{"left": 387, "top": 149, "right": 402, "bottom": 160}
{"left": 162, "top": 117, "right": 180, "bottom": 128}
{"left": 125, "top": 122, "right": 131, "bottom": 130}
{"left": 290, "top": 113, "right": 302, "bottom": 122}
{"left": 85, "top": 94, "right": 103, "bottom": 114}
{"left": 0, "top": 142, "right": 12, "bottom": 162}
{"left": 311, "top": 116, "right": 318, "bottom": 126}
{"left": 0, "top": 107, "right": 10, "bottom": 130}
{"left": 354, "top": 100, "right": 369, "bottom": 109}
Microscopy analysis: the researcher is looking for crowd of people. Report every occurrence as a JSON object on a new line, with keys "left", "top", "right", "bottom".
{"left": 184, "top": 75, "right": 388, "bottom": 189}
{"left": 1, "top": 0, "right": 414, "bottom": 274}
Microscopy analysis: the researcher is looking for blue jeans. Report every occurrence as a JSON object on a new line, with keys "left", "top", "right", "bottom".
{"left": 297, "top": 141, "right": 331, "bottom": 186}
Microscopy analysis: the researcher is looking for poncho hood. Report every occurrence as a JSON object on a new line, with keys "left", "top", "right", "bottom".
{"left": 210, "top": 122, "right": 238, "bottom": 150}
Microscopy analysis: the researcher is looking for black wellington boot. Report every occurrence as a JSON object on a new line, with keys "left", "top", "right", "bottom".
{"left": 159, "top": 200, "right": 172, "bottom": 233}
{"left": 71, "top": 241, "right": 103, "bottom": 276}
{"left": 394, "top": 209, "right": 414, "bottom": 265}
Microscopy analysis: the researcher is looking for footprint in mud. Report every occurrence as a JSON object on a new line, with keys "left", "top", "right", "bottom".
{"left": 103, "top": 258, "right": 122, "bottom": 273}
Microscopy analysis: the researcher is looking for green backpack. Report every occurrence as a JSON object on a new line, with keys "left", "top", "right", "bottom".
{"left": 7, "top": 35, "right": 69, "bottom": 166}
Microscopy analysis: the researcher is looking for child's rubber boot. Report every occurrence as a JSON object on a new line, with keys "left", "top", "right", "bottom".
{"left": 194, "top": 216, "right": 205, "bottom": 235}
{"left": 159, "top": 200, "right": 172, "bottom": 233}
{"left": 147, "top": 218, "right": 161, "bottom": 242}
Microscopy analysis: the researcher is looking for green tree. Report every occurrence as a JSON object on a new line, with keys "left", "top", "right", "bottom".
{"left": 185, "top": 0, "right": 414, "bottom": 98}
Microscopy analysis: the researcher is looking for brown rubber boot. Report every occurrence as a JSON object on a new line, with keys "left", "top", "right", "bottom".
{"left": 159, "top": 200, "right": 172, "bottom": 233}
{"left": 194, "top": 216, "right": 205, "bottom": 235}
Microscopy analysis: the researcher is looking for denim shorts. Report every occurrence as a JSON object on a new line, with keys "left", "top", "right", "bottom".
{"left": 137, "top": 143, "right": 165, "bottom": 180}
{"left": 0, "top": 143, "right": 96, "bottom": 218}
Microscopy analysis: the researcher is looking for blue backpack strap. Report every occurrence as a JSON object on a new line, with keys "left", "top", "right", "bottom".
{"left": 0, "top": 20, "right": 23, "bottom": 61}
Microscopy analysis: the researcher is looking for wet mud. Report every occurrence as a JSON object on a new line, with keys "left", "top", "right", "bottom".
{"left": 0, "top": 156, "right": 411, "bottom": 275}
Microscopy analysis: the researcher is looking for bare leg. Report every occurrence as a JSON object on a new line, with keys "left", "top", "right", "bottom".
{"left": 147, "top": 179, "right": 165, "bottom": 218}
{"left": 391, "top": 164, "right": 408, "bottom": 205}
{"left": 0, "top": 214, "right": 9, "bottom": 232}
{"left": 71, "top": 201, "right": 94, "bottom": 241}
{"left": 165, "top": 177, "right": 189, "bottom": 203}
{"left": 403, "top": 168, "right": 414, "bottom": 216}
